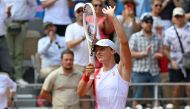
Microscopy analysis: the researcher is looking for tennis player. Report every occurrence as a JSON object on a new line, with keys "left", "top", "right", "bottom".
{"left": 77, "top": 6, "right": 132, "bottom": 109}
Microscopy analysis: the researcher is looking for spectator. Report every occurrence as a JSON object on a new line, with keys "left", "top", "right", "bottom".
{"left": 150, "top": 0, "right": 163, "bottom": 33}
{"left": 0, "top": 72, "right": 17, "bottom": 108}
{"left": 65, "top": 3, "right": 92, "bottom": 109}
{"left": 116, "top": 0, "right": 141, "bottom": 39}
{"left": 92, "top": 0, "right": 115, "bottom": 68}
{"left": 0, "top": 0, "right": 14, "bottom": 79}
{"left": 65, "top": 3, "right": 88, "bottom": 75}
{"left": 40, "top": 0, "right": 73, "bottom": 36}
{"left": 114, "top": 0, "right": 141, "bottom": 54}
{"left": 163, "top": 7, "right": 190, "bottom": 108}
{"left": 38, "top": 22, "right": 67, "bottom": 81}
{"left": 92, "top": 0, "right": 114, "bottom": 39}
{"left": 40, "top": 49, "right": 82, "bottom": 109}
{"left": 151, "top": 0, "right": 169, "bottom": 74}
{"left": 129, "top": 13, "right": 163, "bottom": 108}
{"left": 5, "top": 0, "right": 37, "bottom": 85}
{"left": 159, "top": 0, "right": 181, "bottom": 30}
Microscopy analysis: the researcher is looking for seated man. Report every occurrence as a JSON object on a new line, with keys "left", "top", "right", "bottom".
{"left": 37, "top": 22, "right": 67, "bottom": 81}
{"left": 40, "top": 49, "right": 82, "bottom": 108}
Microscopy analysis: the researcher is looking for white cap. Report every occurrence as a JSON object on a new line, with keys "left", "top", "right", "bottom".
{"left": 154, "top": 19, "right": 163, "bottom": 27}
{"left": 173, "top": 7, "right": 185, "bottom": 16}
{"left": 95, "top": 39, "right": 119, "bottom": 54}
{"left": 74, "top": 3, "right": 85, "bottom": 12}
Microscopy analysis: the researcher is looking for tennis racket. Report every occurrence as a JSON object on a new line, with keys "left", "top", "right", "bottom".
{"left": 83, "top": 3, "right": 97, "bottom": 65}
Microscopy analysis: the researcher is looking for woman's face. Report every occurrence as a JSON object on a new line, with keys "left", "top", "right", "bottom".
{"left": 95, "top": 46, "right": 115, "bottom": 63}
{"left": 92, "top": 0, "right": 103, "bottom": 15}
{"left": 123, "top": 3, "right": 135, "bottom": 13}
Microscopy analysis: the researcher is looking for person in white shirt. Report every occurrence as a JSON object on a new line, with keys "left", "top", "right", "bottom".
{"left": 40, "top": 0, "right": 73, "bottom": 36}
{"left": 77, "top": 6, "right": 132, "bottom": 109}
{"left": 0, "top": 0, "right": 14, "bottom": 78}
{"left": 163, "top": 7, "right": 190, "bottom": 108}
{"left": 5, "top": 0, "right": 37, "bottom": 85}
{"left": 65, "top": 3, "right": 88, "bottom": 74}
{"left": 38, "top": 22, "right": 67, "bottom": 81}
{"left": 0, "top": 72, "right": 17, "bottom": 108}
{"left": 150, "top": 0, "right": 164, "bottom": 33}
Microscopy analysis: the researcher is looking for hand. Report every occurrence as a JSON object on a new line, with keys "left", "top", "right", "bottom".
{"left": 48, "top": 30, "right": 56, "bottom": 42}
{"left": 171, "top": 60, "right": 179, "bottom": 70}
{"left": 7, "top": 98, "right": 13, "bottom": 107}
{"left": 146, "top": 44, "right": 152, "bottom": 53}
{"left": 102, "top": 6, "right": 116, "bottom": 17}
{"left": 153, "top": 53, "right": 163, "bottom": 59}
{"left": 81, "top": 36, "right": 86, "bottom": 41}
{"left": 84, "top": 64, "right": 95, "bottom": 76}
{"left": 142, "top": 44, "right": 152, "bottom": 57}
{"left": 6, "top": 6, "right": 12, "bottom": 17}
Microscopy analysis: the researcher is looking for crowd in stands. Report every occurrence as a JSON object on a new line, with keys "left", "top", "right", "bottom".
{"left": 0, "top": 0, "right": 190, "bottom": 108}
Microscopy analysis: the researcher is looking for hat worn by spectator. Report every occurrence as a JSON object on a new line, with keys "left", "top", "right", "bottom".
{"left": 95, "top": 39, "right": 119, "bottom": 54}
{"left": 140, "top": 13, "right": 153, "bottom": 22}
{"left": 74, "top": 3, "right": 85, "bottom": 12}
{"left": 43, "top": 22, "right": 54, "bottom": 30}
{"left": 173, "top": 7, "right": 185, "bottom": 16}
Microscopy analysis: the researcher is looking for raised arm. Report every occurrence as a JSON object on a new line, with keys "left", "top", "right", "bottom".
{"left": 102, "top": 6, "right": 132, "bottom": 81}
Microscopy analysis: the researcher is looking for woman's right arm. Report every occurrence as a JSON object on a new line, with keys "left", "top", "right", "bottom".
{"left": 77, "top": 64, "right": 95, "bottom": 96}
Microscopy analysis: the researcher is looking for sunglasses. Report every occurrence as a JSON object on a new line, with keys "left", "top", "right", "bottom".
{"left": 76, "top": 9, "right": 83, "bottom": 13}
{"left": 175, "top": 15, "right": 184, "bottom": 19}
{"left": 93, "top": 4, "right": 103, "bottom": 8}
{"left": 154, "top": 4, "right": 162, "bottom": 7}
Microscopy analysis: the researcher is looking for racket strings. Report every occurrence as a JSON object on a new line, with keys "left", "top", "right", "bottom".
{"left": 84, "top": 5, "right": 93, "bottom": 16}
{"left": 84, "top": 5, "right": 96, "bottom": 42}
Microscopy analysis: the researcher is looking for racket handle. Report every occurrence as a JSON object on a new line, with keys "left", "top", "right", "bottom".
{"left": 89, "top": 52, "right": 95, "bottom": 65}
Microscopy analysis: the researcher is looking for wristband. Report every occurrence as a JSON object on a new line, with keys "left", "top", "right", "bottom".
{"left": 141, "top": 51, "right": 147, "bottom": 57}
{"left": 82, "top": 73, "right": 89, "bottom": 82}
{"left": 90, "top": 75, "right": 94, "bottom": 80}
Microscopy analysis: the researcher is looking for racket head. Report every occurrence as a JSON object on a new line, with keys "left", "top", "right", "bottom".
{"left": 83, "top": 3, "right": 97, "bottom": 44}
{"left": 83, "top": 3, "right": 97, "bottom": 64}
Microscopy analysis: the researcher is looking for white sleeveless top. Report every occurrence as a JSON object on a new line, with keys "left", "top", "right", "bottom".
{"left": 94, "top": 64, "right": 130, "bottom": 109}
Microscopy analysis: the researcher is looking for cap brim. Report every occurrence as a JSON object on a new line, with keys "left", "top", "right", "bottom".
{"left": 173, "top": 13, "right": 184, "bottom": 16}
